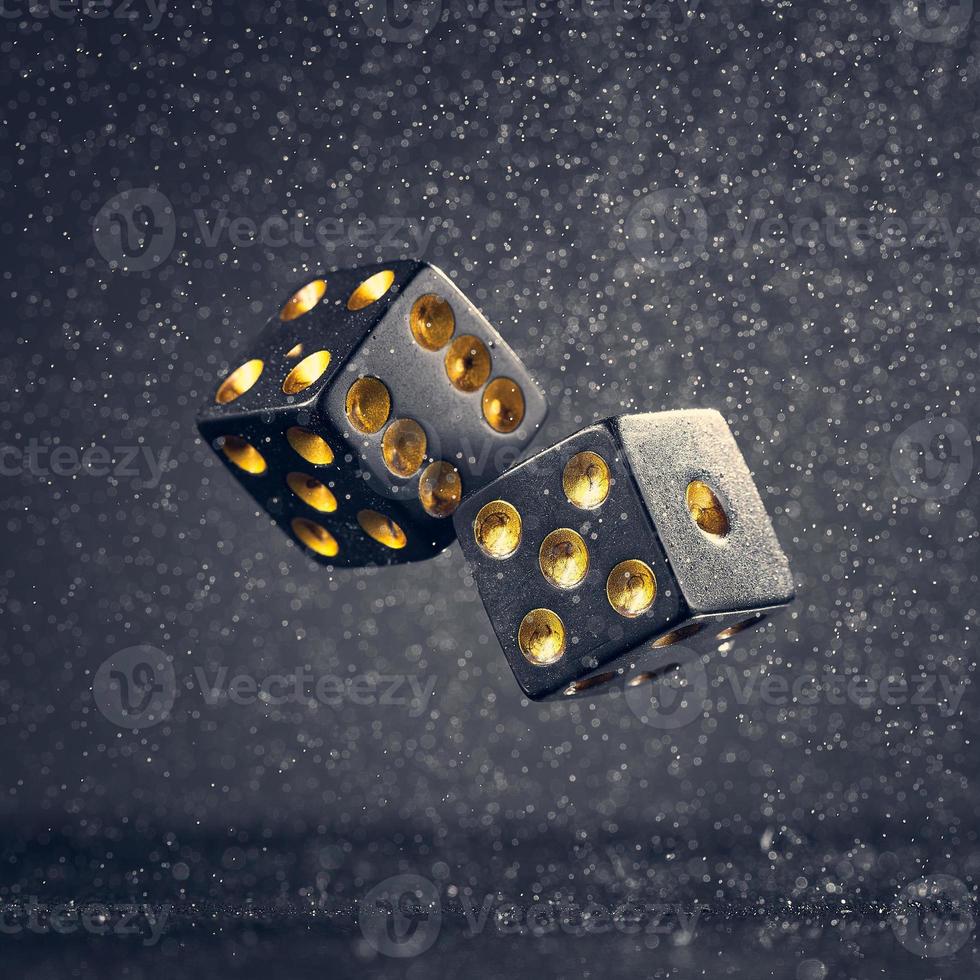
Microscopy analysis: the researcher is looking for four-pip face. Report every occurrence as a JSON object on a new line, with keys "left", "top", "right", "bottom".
{"left": 453, "top": 411, "right": 795, "bottom": 701}
{"left": 197, "top": 261, "right": 548, "bottom": 568}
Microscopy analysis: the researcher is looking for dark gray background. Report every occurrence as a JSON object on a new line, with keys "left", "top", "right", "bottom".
{"left": 0, "top": 0, "right": 977, "bottom": 975}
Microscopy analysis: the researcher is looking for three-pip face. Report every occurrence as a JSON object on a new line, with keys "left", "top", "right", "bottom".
{"left": 453, "top": 410, "right": 795, "bottom": 701}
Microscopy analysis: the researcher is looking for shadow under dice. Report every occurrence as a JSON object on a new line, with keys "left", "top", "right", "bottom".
{"left": 197, "top": 261, "right": 548, "bottom": 568}
{"left": 453, "top": 410, "right": 795, "bottom": 700}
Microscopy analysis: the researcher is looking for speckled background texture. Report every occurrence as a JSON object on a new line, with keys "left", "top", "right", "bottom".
{"left": 0, "top": 0, "right": 977, "bottom": 975}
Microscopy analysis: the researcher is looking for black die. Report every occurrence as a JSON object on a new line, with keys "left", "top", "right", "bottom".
{"left": 197, "top": 261, "right": 548, "bottom": 568}
{"left": 453, "top": 410, "right": 794, "bottom": 700}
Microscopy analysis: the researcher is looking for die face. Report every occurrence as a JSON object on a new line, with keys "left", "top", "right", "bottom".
{"left": 197, "top": 260, "right": 424, "bottom": 428}
{"left": 198, "top": 403, "right": 450, "bottom": 569}
{"left": 615, "top": 410, "right": 794, "bottom": 617}
{"left": 453, "top": 422, "right": 686, "bottom": 702}
{"left": 683, "top": 607, "right": 781, "bottom": 652}
{"left": 626, "top": 605, "right": 780, "bottom": 673}
{"left": 323, "top": 264, "right": 549, "bottom": 533}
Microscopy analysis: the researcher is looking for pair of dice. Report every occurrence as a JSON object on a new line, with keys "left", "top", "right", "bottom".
{"left": 197, "top": 262, "right": 794, "bottom": 701}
